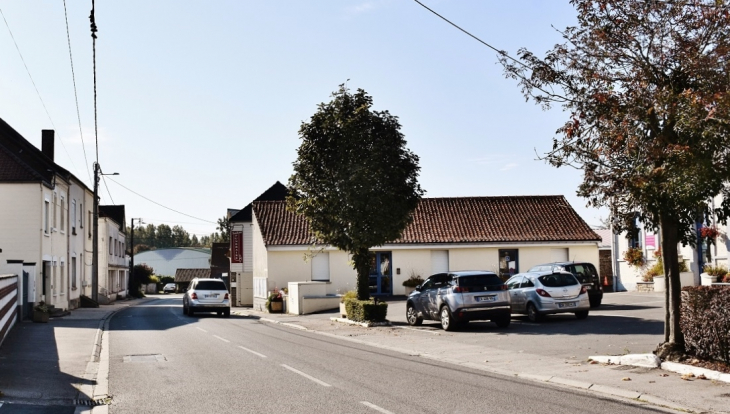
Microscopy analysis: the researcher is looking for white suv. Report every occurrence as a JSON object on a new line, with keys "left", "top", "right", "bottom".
{"left": 183, "top": 278, "right": 230, "bottom": 317}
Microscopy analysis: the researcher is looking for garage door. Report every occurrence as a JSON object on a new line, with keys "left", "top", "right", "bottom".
{"left": 431, "top": 250, "right": 449, "bottom": 273}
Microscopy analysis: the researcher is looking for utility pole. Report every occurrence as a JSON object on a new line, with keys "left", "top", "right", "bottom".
{"left": 129, "top": 218, "right": 143, "bottom": 295}
{"left": 92, "top": 163, "right": 99, "bottom": 302}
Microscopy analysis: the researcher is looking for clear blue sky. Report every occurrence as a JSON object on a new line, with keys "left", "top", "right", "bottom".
{"left": 0, "top": 1, "right": 606, "bottom": 237}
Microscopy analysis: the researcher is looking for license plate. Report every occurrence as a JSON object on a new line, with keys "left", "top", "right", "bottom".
{"left": 584, "top": 285, "right": 592, "bottom": 290}
{"left": 558, "top": 302, "right": 577, "bottom": 308}
{"left": 476, "top": 296, "right": 496, "bottom": 302}
{"left": 205, "top": 294, "right": 219, "bottom": 298}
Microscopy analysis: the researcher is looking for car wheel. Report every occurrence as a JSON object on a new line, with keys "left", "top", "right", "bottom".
{"left": 440, "top": 306, "right": 456, "bottom": 331}
{"left": 589, "top": 297, "right": 602, "bottom": 308}
{"left": 495, "top": 314, "right": 511, "bottom": 328}
{"left": 182, "top": 304, "right": 187, "bottom": 315}
{"left": 575, "top": 310, "right": 589, "bottom": 320}
{"left": 188, "top": 307, "right": 195, "bottom": 317}
{"left": 406, "top": 304, "right": 423, "bottom": 326}
{"left": 527, "top": 303, "right": 542, "bottom": 323}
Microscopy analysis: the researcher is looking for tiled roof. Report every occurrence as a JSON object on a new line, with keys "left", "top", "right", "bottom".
{"left": 99, "top": 205, "right": 126, "bottom": 230}
{"left": 253, "top": 196, "right": 602, "bottom": 246}
{"left": 0, "top": 118, "right": 55, "bottom": 185}
{"left": 174, "top": 268, "right": 211, "bottom": 283}
{"left": 229, "top": 181, "right": 289, "bottom": 223}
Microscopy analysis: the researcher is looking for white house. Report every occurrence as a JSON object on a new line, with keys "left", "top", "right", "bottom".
{"left": 228, "top": 181, "right": 288, "bottom": 307}
{"left": 250, "top": 195, "right": 602, "bottom": 312}
{"left": 612, "top": 196, "right": 730, "bottom": 291}
{"left": 98, "top": 205, "right": 129, "bottom": 302}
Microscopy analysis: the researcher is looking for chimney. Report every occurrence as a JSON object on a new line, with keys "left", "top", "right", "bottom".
{"left": 41, "top": 130, "right": 55, "bottom": 161}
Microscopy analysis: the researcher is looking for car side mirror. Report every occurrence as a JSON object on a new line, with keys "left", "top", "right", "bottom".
{"left": 415, "top": 285, "right": 422, "bottom": 291}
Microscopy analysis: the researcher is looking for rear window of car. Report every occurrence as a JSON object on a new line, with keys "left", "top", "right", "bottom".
{"left": 195, "top": 281, "right": 227, "bottom": 291}
{"left": 528, "top": 265, "right": 553, "bottom": 272}
{"left": 456, "top": 274, "right": 504, "bottom": 292}
{"left": 538, "top": 273, "right": 578, "bottom": 287}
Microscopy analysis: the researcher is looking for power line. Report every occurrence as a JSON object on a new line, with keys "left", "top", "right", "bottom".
{"left": 0, "top": 6, "right": 83, "bottom": 178}
{"left": 101, "top": 175, "right": 115, "bottom": 205}
{"left": 63, "top": 0, "right": 92, "bottom": 185}
{"left": 105, "top": 176, "right": 216, "bottom": 224}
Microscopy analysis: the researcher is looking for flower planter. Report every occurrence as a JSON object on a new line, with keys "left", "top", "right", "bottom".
{"left": 636, "top": 281, "right": 654, "bottom": 292}
{"left": 700, "top": 273, "right": 717, "bottom": 286}
{"left": 33, "top": 310, "right": 50, "bottom": 323}
{"left": 679, "top": 271, "right": 696, "bottom": 287}
{"left": 653, "top": 276, "right": 665, "bottom": 292}
{"left": 339, "top": 302, "right": 347, "bottom": 318}
{"left": 269, "top": 301, "right": 283, "bottom": 313}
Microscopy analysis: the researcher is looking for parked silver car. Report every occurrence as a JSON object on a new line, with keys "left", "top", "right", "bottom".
{"left": 406, "top": 271, "right": 511, "bottom": 331}
{"left": 505, "top": 271, "right": 589, "bottom": 322}
{"left": 183, "top": 278, "right": 230, "bottom": 317}
{"left": 163, "top": 283, "right": 176, "bottom": 294}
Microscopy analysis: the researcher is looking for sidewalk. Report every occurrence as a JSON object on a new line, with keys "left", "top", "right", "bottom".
{"left": 0, "top": 298, "right": 145, "bottom": 414}
{"left": 235, "top": 299, "right": 730, "bottom": 414}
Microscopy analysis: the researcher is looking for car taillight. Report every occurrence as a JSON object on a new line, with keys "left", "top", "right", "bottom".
{"left": 580, "top": 286, "right": 587, "bottom": 294}
{"left": 453, "top": 286, "right": 469, "bottom": 293}
{"left": 224, "top": 293, "right": 229, "bottom": 300}
{"left": 501, "top": 284, "right": 508, "bottom": 291}
{"left": 536, "top": 289, "right": 551, "bottom": 298}
{"left": 191, "top": 292, "right": 198, "bottom": 300}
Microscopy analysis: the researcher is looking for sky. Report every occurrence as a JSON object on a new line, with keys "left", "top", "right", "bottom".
{"left": 0, "top": 0, "right": 607, "bottom": 238}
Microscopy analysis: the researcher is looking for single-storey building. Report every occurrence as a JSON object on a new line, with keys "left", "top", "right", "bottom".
{"left": 174, "top": 268, "right": 211, "bottom": 292}
{"left": 133, "top": 247, "right": 211, "bottom": 278}
{"left": 249, "top": 195, "right": 602, "bottom": 312}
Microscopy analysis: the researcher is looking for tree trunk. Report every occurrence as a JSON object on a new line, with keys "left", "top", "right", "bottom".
{"left": 352, "top": 248, "right": 371, "bottom": 301}
{"left": 659, "top": 217, "right": 684, "bottom": 347}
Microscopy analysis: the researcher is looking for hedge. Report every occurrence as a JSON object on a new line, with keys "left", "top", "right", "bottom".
{"left": 344, "top": 298, "right": 388, "bottom": 323}
{"left": 680, "top": 286, "right": 730, "bottom": 363}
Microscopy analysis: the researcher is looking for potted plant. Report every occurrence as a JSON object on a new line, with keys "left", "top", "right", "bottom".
{"left": 266, "top": 289, "right": 284, "bottom": 313}
{"left": 33, "top": 301, "right": 50, "bottom": 323}
{"left": 623, "top": 246, "right": 645, "bottom": 268}
{"left": 339, "top": 290, "right": 357, "bottom": 318}
{"left": 702, "top": 264, "right": 728, "bottom": 285}
{"left": 402, "top": 273, "right": 424, "bottom": 296}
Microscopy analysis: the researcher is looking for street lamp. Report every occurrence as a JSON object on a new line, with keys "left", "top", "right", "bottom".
{"left": 129, "top": 218, "right": 144, "bottom": 295}
{"left": 92, "top": 163, "right": 119, "bottom": 302}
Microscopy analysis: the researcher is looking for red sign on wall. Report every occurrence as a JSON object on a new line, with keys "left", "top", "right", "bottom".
{"left": 231, "top": 231, "right": 243, "bottom": 263}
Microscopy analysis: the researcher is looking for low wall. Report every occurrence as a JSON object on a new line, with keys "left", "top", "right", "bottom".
{"left": 287, "top": 281, "right": 340, "bottom": 315}
{"left": 0, "top": 274, "right": 19, "bottom": 348}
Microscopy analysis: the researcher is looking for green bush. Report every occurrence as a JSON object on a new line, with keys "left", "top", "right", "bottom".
{"left": 340, "top": 290, "right": 357, "bottom": 303}
{"left": 704, "top": 264, "right": 729, "bottom": 277}
{"left": 345, "top": 298, "right": 388, "bottom": 323}
{"left": 680, "top": 286, "right": 730, "bottom": 363}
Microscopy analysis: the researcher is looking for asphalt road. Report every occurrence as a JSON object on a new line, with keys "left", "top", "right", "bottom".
{"left": 107, "top": 295, "right": 672, "bottom": 414}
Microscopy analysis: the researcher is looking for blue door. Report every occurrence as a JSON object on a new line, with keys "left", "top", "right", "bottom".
{"left": 368, "top": 252, "right": 392, "bottom": 296}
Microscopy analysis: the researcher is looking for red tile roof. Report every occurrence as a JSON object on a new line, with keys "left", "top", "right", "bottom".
{"left": 253, "top": 196, "right": 601, "bottom": 246}
{"left": 174, "top": 268, "right": 211, "bottom": 283}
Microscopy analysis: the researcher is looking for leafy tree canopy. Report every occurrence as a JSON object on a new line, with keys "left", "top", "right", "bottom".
{"left": 288, "top": 85, "right": 424, "bottom": 300}
{"left": 500, "top": 0, "right": 730, "bottom": 349}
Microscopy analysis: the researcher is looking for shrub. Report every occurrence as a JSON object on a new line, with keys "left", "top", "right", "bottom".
{"left": 402, "top": 274, "right": 424, "bottom": 288}
{"left": 680, "top": 286, "right": 730, "bottom": 363}
{"left": 723, "top": 273, "right": 730, "bottom": 284}
{"left": 642, "top": 261, "right": 663, "bottom": 282}
{"left": 340, "top": 290, "right": 357, "bottom": 303}
{"left": 623, "top": 247, "right": 645, "bottom": 267}
{"left": 704, "top": 264, "right": 728, "bottom": 277}
{"left": 344, "top": 298, "right": 388, "bottom": 323}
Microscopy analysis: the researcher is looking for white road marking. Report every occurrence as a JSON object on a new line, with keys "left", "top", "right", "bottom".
{"left": 196, "top": 327, "right": 207, "bottom": 333}
{"left": 361, "top": 401, "right": 396, "bottom": 414}
{"left": 281, "top": 364, "right": 332, "bottom": 387}
{"left": 213, "top": 335, "right": 230, "bottom": 343}
{"left": 590, "top": 313, "right": 646, "bottom": 319}
{"left": 237, "top": 345, "right": 267, "bottom": 358}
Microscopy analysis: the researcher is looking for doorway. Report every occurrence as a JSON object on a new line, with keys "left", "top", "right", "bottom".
{"left": 368, "top": 252, "right": 392, "bottom": 296}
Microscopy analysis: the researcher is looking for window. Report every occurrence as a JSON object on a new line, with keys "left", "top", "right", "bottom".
{"left": 311, "top": 252, "right": 330, "bottom": 281}
{"left": 88, "top": 211, "right": 92, "bottom": 238}
{"left": 72, "top": 257, "right": 77, "bottom": 288}
{"left": 109, "top": 238, "right": 113, "bottom": 255}
{"left": 53, "top": 194, "right": 57, "bottom": 229}
{"left": 44, "top": 200, "right": 50, "bottom": 234}
{"left": 539, "top": 273, "right": 578, "bottom": 287}
{"left": 79, "top": 203, "right": 83, "bottom": 228}
{"left": 628, "top": 213, "right": 641, "bottom": 249}
{"left": 60, "top": 261, "right": 65, "bottom": 293}
{"left": 60, "top": 196, "right": 66, "bottom": 232}
{"left": 71, "top": 199, "right": 77, "bottom": 234}
{"left": 498, "top": 249, "right": 519, "bottom": 280}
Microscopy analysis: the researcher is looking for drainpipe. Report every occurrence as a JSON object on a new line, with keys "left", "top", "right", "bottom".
{"left": 612, "top": 225, "right": 621, "bottom": 291}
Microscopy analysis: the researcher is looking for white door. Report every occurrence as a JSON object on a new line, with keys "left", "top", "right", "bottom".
{"left": 551, "top": 248, "right": 569, "bottom": 262}
{"left": 431, "top": 250, "right": 449, "bottom": 273}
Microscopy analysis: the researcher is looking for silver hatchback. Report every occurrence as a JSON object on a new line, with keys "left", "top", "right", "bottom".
{"left": 505, "top": 271, "right": 589, "bottom": 322}
{"left": 406, "top": 271, "right": 511, "bottom": 331}
{"left": 183, "top": 278, "right": 231, "bottom": 317}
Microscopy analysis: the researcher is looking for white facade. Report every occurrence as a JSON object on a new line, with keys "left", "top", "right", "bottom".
{"left": 612, "top": 194, "right": 730, "bottom": 291}
{"left": 99, "top": 217, "right": 129, "bottom": 302}
{"left": 66, "top": 176, "right": 94, "bottom": 308}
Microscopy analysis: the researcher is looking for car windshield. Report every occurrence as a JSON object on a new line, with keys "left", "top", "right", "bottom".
{"left": 457, "top": 274, "right": 504, "bottom": 292}
{"left": 538, "top": 273, "right": 578, "bottom": 287}
{"left": 195, "top": 281, "right": 226, "bottom": 291}
{"left": 528, "top": 265, "right": 554, "bottom": 272}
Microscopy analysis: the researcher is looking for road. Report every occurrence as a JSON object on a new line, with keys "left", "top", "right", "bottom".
{"left": 107, "top": 295, "right": 670, "bottom": 414}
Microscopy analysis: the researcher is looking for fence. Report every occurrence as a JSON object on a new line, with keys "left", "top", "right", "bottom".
{"left": 0, "top": 274, "right": 19, "bottom": 348}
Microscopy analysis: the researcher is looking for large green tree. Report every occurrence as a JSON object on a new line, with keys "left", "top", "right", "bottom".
{"left": 288, "top": 86, "right": 424, "bottom": 301}
{"left": 500, "top": 0, "right": 730, "bottom": 354}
